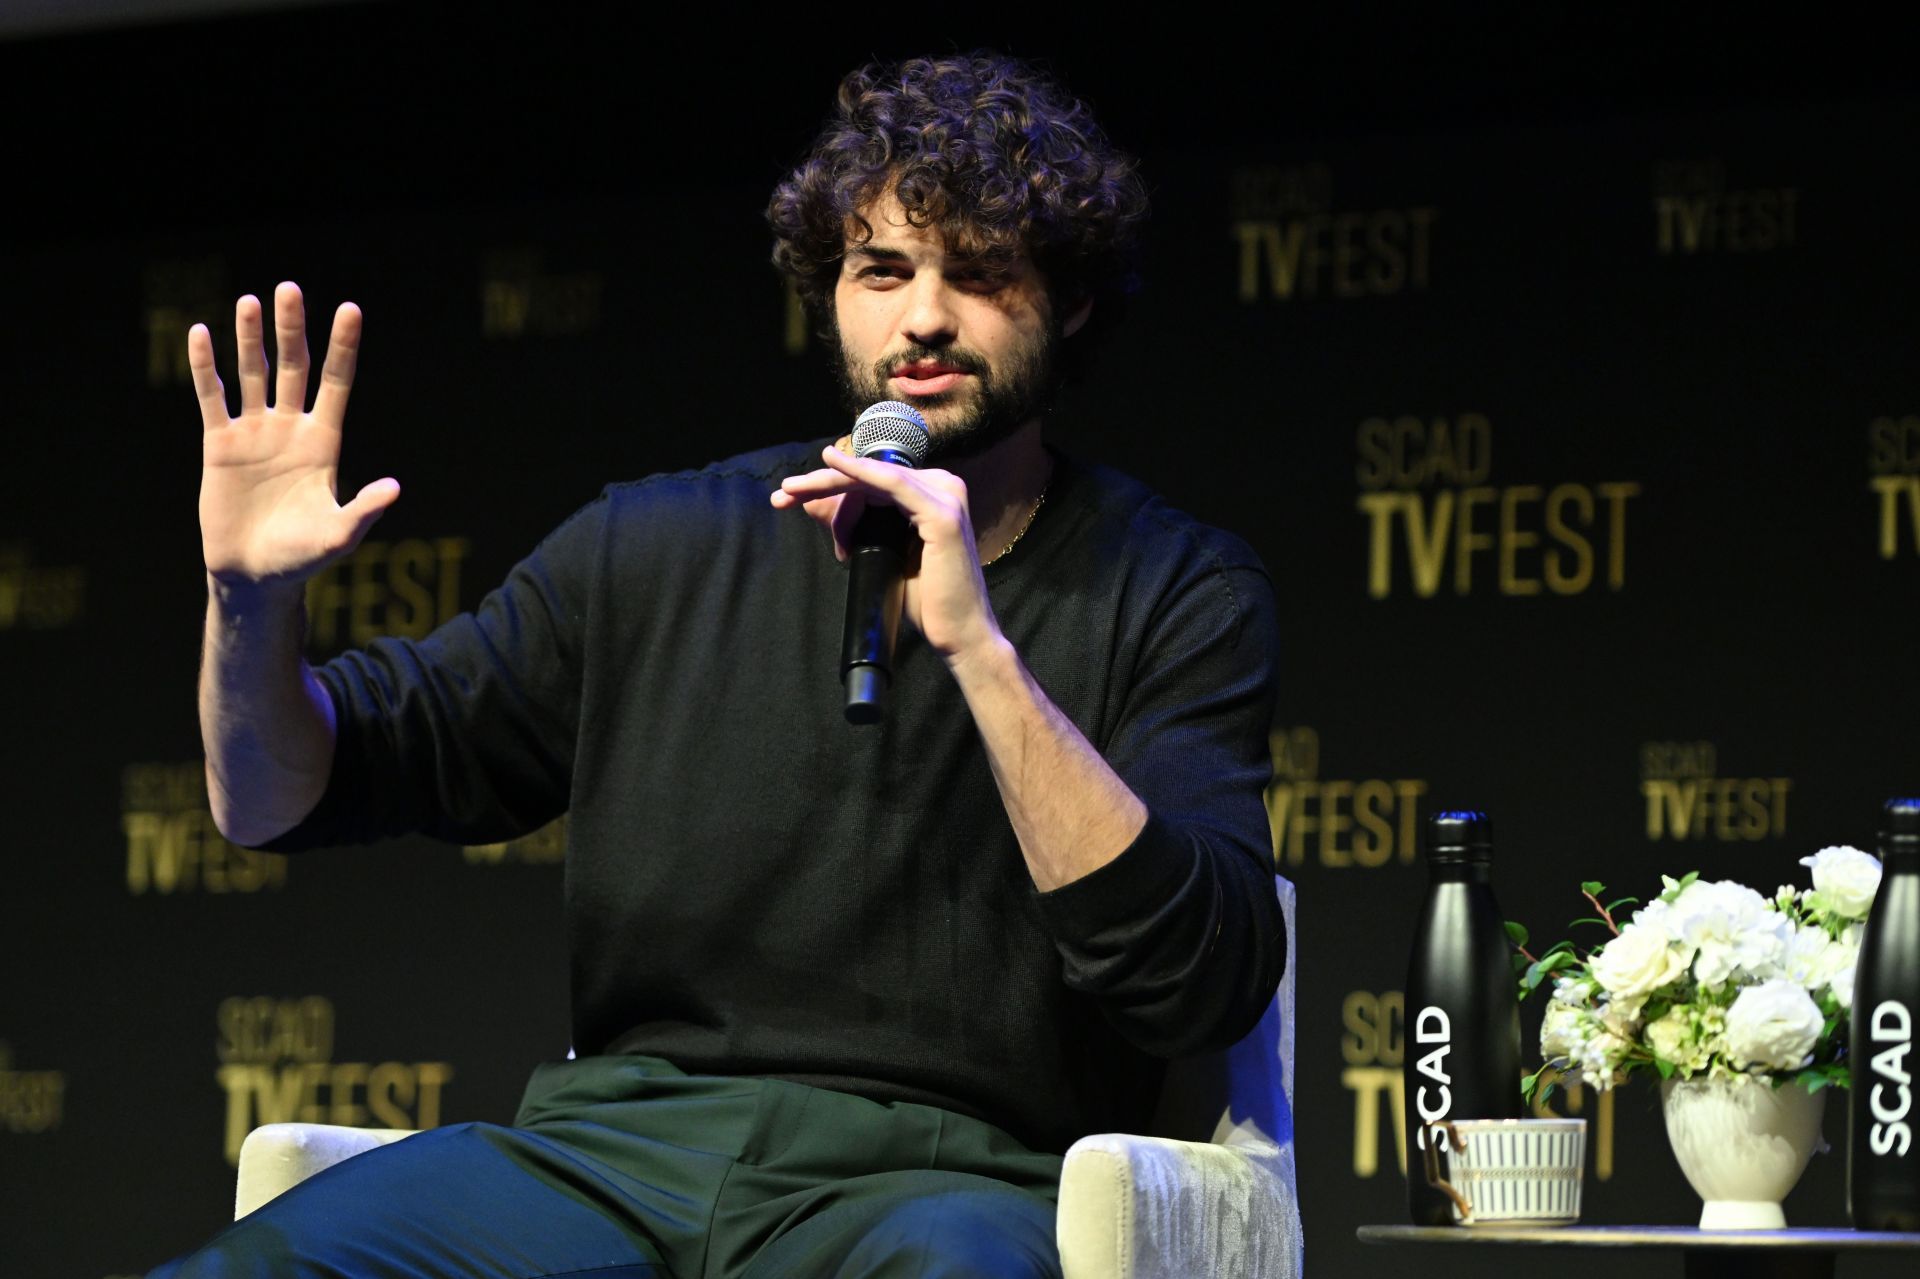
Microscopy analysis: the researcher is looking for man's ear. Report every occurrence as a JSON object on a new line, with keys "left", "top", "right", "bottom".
{"left": 1062, "top": 296, "right": 1094, "bottom": 339}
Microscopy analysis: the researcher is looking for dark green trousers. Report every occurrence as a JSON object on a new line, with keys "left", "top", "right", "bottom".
{"left": 151, "top": 1055, "right": 1065, "bottom": 1278}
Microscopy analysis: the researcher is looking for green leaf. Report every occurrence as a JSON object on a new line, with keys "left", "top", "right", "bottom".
{"left": 1654, "top": 1058, "right": 1676, "bottom": 1079}
{"left": 1581, "top": 880, "right": 1606, "bottom": 897}
{"left": 1505, "top": 921, "right": 1530, "bottom": 948}
{"left": 1790, "top": 1063, "right": 1852, "bottom": 1095}
{"left": 1658, "top": 871, "right": 1701, "bottom": 904}
{"left": 1543, "top": 940, "right": 1577, "bottom": 959}
{"left": 1605, "top": 897, "right": 1641, "bottom": 913}
{"left": 1570, "top": 917, "right": 1607, "bottom": 928}
{"left": 1519, "top": 951, "right": 1580, "bottom": 1000}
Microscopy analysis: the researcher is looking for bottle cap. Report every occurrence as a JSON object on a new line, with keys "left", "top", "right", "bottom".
{"left": 1882, "top": 797, "right": 1920, "bottom": 851}
{"left": 1427, "top": 810, "right": 1494, "bottom": 862}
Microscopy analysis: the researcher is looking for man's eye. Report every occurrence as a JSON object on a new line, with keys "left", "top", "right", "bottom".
{"left": 859, "top": 266, "right": 906, "bottom": 280}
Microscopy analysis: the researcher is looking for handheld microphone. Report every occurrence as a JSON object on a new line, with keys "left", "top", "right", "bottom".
{"left": 841, "top": 401, "right": 931, "bottom": 723}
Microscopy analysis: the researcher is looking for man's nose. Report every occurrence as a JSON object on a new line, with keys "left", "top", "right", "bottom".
{"left": 899, "top": 275, "right": 959, "bottom": 346}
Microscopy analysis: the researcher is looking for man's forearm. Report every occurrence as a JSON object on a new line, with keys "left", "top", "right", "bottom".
{"left": 946, "top": 634, "right": 1148, "bottom": 892}
{"left": 199, "top": 575, "right": 335, "bottom": 847}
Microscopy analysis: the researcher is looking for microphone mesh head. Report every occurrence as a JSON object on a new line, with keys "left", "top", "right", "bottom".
{"left": 852, "top": 401, "right": 931, "bottom": 468}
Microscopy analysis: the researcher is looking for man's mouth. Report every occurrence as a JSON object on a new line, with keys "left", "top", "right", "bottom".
{"left": 889, "top": 361, "right": 972, "bottom": 396}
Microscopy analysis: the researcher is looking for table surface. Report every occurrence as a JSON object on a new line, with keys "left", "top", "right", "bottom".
{"left": 1358, "top": 1224, "right": 1920, "bottom": 1252}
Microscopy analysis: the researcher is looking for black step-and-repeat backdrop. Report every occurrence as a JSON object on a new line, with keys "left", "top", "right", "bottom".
{"left": 3, "top": 10, "right": 1916, "bottom": 1276}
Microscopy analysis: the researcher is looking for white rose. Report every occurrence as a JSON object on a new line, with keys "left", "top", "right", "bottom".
{"left": 1601, "top": 997, "right": 1644, "bottom": 1039}
{"left": 1553, "top": 973, "right": 1600, "bottom": 1006}
{"left": 1575, "top": 1030, "right": 1632, "bottom": 1090}
{"left": 1783, "top": 923, "right": 1851, "bottom": 993}
{"left": 1633, "top": 897, "right": 1678, "bottom": 942}
{"left": 1829, "top": 931, "right": 1862, "bottom": 1010}
{"left": 1590, "top": 922, "right": 1689, "bottom": 1003}
{"left": 1724, "top": 979, "right": 1824, "bottom": 1071}
{"left": 1645, "top": 1005, "right": 1695, "bottom": 1066}
{"left": 1540, "top": 1001, "right": 1587, "bottom": 1060}
{"left": 1672, "top": 880, "right": 1790, "bottom": 986}
{"left": 1799, "top": 846, "right": 1882, "bottom": 920}
{"left": 1832, "top": 960, "right": 1859, "bottom": 1011}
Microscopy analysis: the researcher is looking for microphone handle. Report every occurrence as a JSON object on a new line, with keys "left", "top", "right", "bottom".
{"left": 841, "top": 503, "right": 910, "bottom": 724}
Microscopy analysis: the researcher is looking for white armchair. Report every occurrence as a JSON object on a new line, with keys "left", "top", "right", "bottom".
{"left": 237, "top": 878, "right": 1301, "bottom": 1277}
{"left": 1056, "top": 875, "right": 1301, "bottom": 1278}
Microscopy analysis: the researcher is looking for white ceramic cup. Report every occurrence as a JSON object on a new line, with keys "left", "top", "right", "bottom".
{"left": 1422, "top": 1117, "right": 1587, "bottom": 1226}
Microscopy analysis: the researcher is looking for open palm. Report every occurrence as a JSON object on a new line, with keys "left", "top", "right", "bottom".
{"left": 194, "top": 282, "right": 398, "bottom": 594}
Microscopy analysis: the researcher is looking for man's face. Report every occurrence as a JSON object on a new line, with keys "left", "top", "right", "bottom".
{"left": 831, "top": 192, "right": 1078, "bottom": 463}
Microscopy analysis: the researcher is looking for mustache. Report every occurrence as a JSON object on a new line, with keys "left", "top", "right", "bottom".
{"left": 871, "top": 344, "right": 991, "bottom": 382}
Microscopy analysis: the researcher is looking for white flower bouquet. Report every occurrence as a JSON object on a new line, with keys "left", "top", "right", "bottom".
{"left": 1516, "top": 846, "right": 1882, "bottom": 1102}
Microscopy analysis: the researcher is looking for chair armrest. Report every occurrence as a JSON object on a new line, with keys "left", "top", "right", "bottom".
{"left": 234, "top": 1123, "right": 419, "bottom": 1219}
{"left": 1057, "top": 1132, "right": 1302, "bottom": 1279}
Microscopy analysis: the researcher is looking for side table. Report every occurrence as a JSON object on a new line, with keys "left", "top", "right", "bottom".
{"left": 1358, "top": 1224, "right": 1920, "bottom": 1279}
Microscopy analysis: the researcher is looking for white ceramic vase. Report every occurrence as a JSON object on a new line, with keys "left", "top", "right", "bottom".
{"left": 1661, "top": 1076, "right": 1826, "bottom": 1229}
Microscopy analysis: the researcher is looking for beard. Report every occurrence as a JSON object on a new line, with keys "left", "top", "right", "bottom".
{"left": 831, "top": 321, "right": 1061, "bottom": 465}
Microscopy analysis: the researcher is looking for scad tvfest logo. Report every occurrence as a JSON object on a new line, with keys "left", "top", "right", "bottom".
{"left": 216, "top": 996, "right": 453, "bottom": 1166}
{"left": 1638, "top": 741, "right": 1791, "bottom": 843}
{"left": 481, "top": 249, "right": 604, "bottom": 339}
{"left": 1231, "top": 164, "right": 1436, "bottom": 302}
{"left": 1870, "top": 415, "right": 1920, "bottom": 560}
{"left": 0, "top": 543, "right": 85, "bottom": 631}
{"left": 0, "top": 1040, "right": 66, "bottom": 1134}
{"left": 144, "top": 256, "right": 229, "bottom": 388}
{"left": 1264, "top": 727, "right": 1427, "bottom": 871}
{"left": 1355, "top": 413, "right": 1642, "bottom": 600}
{"left": 123, "top": 762, "right": 287, "bottom": 895}
{"left": 303, "top": 536, "right": 472, "bottom": 653}
{"left": 1652, "top": 159, "right": 1798, "bottom": 256}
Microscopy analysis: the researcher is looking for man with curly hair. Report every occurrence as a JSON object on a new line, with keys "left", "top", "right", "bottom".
{"left": 163, "top": 51, "right": 1282, "bottom": 1279}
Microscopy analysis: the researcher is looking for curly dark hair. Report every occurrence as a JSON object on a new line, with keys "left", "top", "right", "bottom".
{"left": 768, "top": 53, "right": 1148, "bottom": 331}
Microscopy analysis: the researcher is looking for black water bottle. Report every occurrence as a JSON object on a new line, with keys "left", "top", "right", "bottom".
{"left": 1404, "top": 810, "right": 1523, "bottom": 1225}
{"left": 1850, "top": 797, "right": 1920, "bottom": 1230}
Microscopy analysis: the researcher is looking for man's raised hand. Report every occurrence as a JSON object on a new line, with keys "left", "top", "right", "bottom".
{"left": 194, "top": 282, "right": 399, "bottom": 600}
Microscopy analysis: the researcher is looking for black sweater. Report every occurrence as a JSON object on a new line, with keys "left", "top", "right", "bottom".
{"left": 263, "top": 441, "right": 1284, "bottom": 1154}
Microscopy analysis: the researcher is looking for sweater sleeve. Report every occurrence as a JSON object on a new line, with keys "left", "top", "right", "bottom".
{"left": 253, "top": 489, "right": 608, "bottom": 852}
{"left": 1031, "top": 554, "right": 1284, "bottom": 1058}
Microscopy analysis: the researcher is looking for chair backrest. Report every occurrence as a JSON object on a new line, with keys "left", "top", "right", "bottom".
{"left": 1148, "top": 875, "right": 1297, "bottom": 1152}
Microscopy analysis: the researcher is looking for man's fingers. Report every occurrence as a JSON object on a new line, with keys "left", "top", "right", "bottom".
{"left": 817, "top": 447, "right": 969, "bottom": 531}
{"left": 777, "top": 467, "right": 864, "bottom": 503}
{"left": 273, "top": 282, "right": 310, "bottom": 414}
{"left": 820, "top": 446, "right": 911, "bottom": 492}
{"left": 187, "top": 323, "right": 229, "bottom": 430}
{"left": 311, "top": 302, "right": 363, "bottom": 426}
{"left": 235, "top": 294, "right": 269, "bottom": 415}
{"left": 827, "top": 491, "right": 865, "bottom": 563}
{"left": 337, "top": 477, "right": 401, "bottom": 548}
{"left": 776, "top": 449, "right": 972, "bottom": 563}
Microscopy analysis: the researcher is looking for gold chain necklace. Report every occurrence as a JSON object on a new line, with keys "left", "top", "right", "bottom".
{"left": 983, "top": 486, "right": 1046, "bottom": 566}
